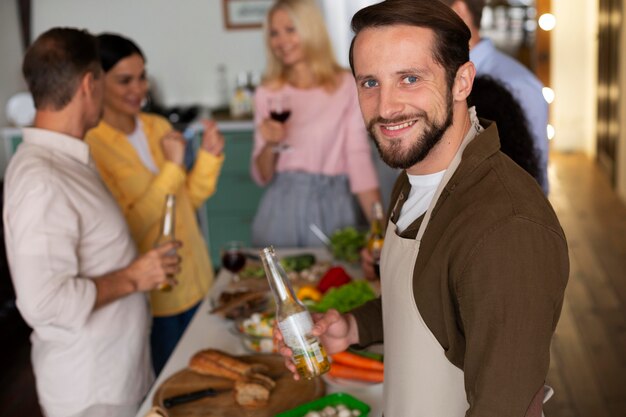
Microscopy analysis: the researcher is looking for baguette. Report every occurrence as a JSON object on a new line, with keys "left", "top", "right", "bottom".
{"left": 189, "top": 348, "right": 268, "bottom": 378}
{"left": 188, "top": 348, "right": 276, "bottom": 408}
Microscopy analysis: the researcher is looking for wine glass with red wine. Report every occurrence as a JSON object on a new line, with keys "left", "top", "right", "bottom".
{"left": 268, "top": 95, "right": 291, "bottom": 152}
{"left": 221, "top": 241, "right": 246, "bottom": 282}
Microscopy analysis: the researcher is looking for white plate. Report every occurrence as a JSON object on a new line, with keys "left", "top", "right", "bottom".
{"left": 322, "top": 373, "right": 382, "bottom": 390}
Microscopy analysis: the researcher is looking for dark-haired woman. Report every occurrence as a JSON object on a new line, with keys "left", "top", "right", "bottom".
{"left": 85, "top": 33, "right": 224, "bottom": 375}
{"left": 469, "top": 75, "right": 541, "bottom": 185}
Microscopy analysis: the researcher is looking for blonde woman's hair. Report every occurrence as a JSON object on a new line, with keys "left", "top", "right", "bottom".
{"left": 263, "top": 0, "right": 343, "bottom": 90}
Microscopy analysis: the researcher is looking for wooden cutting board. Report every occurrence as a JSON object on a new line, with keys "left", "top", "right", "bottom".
{"left": 153, "top": 354, "right": 325, "bottom": 417}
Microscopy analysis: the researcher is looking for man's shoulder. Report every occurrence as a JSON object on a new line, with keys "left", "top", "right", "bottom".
{"left": 463, "top": 151, "right": 560, "bottom": 231}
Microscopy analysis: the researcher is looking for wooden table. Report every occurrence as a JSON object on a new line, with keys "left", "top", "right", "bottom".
{"left": 135, "top": 248, "right": 383, "bottom": 417}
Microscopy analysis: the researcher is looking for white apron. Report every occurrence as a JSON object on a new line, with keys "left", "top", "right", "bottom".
{"left": 380, "top": 111, "right": 552, "bottom": 416}
{"left": 380, "top": 113, "right": 481, "bottom": 416}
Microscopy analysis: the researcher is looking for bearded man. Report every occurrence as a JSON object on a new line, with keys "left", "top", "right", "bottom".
{"left": 275, "top": 1, "right": 569, "bottom": 416}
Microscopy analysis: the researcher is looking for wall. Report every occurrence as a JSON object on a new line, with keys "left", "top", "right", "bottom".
{"left": 32, "top": 0, "right": 267, "bottom": 108}
{"left": 617, "top": 0, "right": 626, "bottom": 202}
{"left": 319, "top": 0, "right": 377, "bottom": 67}
{"left": 551, "top": 0, "right": 598, "bottom": 154}
{"left": 0, "top": 1, "right": 27, "bottom": 173}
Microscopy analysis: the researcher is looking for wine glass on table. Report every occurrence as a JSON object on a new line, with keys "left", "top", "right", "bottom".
{"left": 268, "top": 95, "right": 291, "bottom": 152}
{"left": 221, "top": 241, "right": 247, "bottom": 282}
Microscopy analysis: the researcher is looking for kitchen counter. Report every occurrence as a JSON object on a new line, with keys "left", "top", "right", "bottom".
{"left": 135, "top": 247, "right": 383, "bottom": 417}
{"left": 216, "top": 119, "right": 254, "bottom": 132}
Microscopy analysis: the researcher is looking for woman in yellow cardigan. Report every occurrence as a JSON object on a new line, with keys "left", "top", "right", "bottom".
{"left": 86, "top": 33, "right": 224, "bottom": 375}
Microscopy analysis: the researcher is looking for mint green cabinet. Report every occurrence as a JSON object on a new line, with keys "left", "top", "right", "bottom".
{"left": 200, "top": 129, "right": 263, "bottom": 267}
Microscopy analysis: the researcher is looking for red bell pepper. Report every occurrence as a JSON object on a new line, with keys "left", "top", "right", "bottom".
{"left": 317, "top": 266, "right": 351, "bottom": 293}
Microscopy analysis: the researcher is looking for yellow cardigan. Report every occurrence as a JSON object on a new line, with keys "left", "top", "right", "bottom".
{"left": 86, "top": 113, "right": 224, "bottom": 317}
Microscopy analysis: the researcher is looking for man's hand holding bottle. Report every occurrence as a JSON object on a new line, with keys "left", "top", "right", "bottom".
{"left": 274, "top": 309, "right": 360, "bottom": 381}
{"left": 127, "top": 241, "right": 182, "bottom": 292}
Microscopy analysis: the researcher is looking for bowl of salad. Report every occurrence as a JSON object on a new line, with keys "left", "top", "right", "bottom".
{"left": 232, "top": 312, "right": 277, "bottom": 354}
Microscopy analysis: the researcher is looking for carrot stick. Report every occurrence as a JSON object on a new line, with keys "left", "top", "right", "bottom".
{"left": 328, "top": 362, "right": 384, "bottom": 383}
{"left": 331, "top": 351, "right": 384, "bottom": 371}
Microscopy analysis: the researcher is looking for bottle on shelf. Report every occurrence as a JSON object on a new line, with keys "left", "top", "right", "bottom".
{"left": 367, "top": 201, "right": 385, "bottom": 279}
{"left": 260, "top": 246, "right": 330, "bottom": 379}
{"left": 154, "top": 194, "right": 177, "bottom": 292}
{"left": 229, "top": 71, "right": 253, "bottom": 118}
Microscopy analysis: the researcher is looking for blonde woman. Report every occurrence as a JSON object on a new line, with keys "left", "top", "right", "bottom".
{"left": 251, "top": 0, "right": 381, "bottom": 247}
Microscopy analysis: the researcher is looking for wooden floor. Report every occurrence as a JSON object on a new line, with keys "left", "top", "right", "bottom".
{"left": 544, "top": 152, "right": 626, "bottom": 417}
{"left": 0, "top": 152, "right": 625, "bottom": 417}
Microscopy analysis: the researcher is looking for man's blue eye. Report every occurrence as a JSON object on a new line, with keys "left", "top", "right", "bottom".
{"left": 363, "top": 80, "right": 378, "bottom": 88}
{"left": 404, "top": 76, "right": 418, "bottom": 84}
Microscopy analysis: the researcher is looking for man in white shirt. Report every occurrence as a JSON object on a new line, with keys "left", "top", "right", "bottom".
{"left": 440, "top": 0, "right": 550, "bottom": 194}
{"left": 3, "top": 28, "right": 181, "bottom": 417}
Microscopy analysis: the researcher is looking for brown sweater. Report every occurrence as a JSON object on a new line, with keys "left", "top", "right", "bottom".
{"left": 351, "top": 121, "right": 569, "bottom": 417}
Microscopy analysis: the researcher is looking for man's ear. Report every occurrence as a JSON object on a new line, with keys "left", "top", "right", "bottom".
{"left": 452, "top": 61, "right": 475, "bottom": 102}
{"left": 81, "top": 71, "right": 95, "bottom": 96}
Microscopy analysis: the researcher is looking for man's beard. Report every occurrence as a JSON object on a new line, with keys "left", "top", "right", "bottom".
{"left": 368, "top": 91, "right": 454, "bottom": 170}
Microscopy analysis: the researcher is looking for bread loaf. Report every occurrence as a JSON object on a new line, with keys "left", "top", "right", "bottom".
{"left": 188, "top": 348, "right": 276, "bottom": 408}
{"left": 234, "top": 379, "right": 271, "bottom": 408}
{"left": 190, "top": 348, "right": 268, "bottom": 377}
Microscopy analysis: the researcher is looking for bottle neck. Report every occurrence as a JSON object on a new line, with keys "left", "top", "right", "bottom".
{"left": 161, "top": 195, "right": 176, "bottom": 238}
{"left": 370, "top": 201, "right": 384, "bottom": 237}
{"left": 261, "top": 248, "right": 299, "bottom": 304}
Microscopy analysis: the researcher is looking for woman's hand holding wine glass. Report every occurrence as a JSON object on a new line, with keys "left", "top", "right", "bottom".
{"left": 265, "top": 95, "right": 291, "bottom": 152}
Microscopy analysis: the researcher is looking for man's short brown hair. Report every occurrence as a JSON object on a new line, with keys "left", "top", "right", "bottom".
{"left": 22, "top": 27, "right": 100, "bottom": 110}
{"left": 349, "top": 0, "right": 471, "bottom": 89}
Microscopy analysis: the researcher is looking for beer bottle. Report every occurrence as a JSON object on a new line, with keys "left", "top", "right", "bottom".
{"left": 260, "top": 246, "right": 330, "bottom": 379}
{"left": 154, "top": 194, "right": 176, "bottom": 292}
{"left": 367, "top": 201, "right": 385, "bottom": 278}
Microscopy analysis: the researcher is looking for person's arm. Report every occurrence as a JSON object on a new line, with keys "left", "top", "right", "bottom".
{"left": 250, "top": 86, "right": 288, "bottom": 185}
{"left": 459, "top": 217, "right": 568, "bottom": 416}
{"left": 92, "top": 241, "right": 180, "bottom": 309}
{"left": 5, "top": 180, "right": 176, "bottom": 330}
{"left": 185, "top": 119, "right": 225, "bottom": 209}
{"left": 254, "top": 135, "right": 280, "bottom": 183}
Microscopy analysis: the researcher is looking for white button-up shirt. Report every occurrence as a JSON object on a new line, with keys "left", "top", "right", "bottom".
{"left": 3, "top": 128, "right": 153, "bottom": 417}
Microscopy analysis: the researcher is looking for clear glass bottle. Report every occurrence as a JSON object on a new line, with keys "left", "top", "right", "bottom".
{"left": 154, "top": 194, "right": 176, "bottom": 292}
{"left": 367, "top": 201, "right": 385, "bottom": 278}
{"left": 260, "top": 246, "right": 330, "bottom": 379}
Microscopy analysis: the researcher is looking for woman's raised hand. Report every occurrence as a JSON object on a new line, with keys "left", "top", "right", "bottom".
{"left": 259, "top": 118, "right": 287, "bottom": 146}
{"left": 200, "top": 120, "right": 225, "bottom": 156}
{"left": 161, "top": 131, "right": 186, "bottom": 167}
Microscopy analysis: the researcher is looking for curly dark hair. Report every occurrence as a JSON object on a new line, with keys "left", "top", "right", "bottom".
{"left": 469, "top": 75, "right": 541, "bottom": 184}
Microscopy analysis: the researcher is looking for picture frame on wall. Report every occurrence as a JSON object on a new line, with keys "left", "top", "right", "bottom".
{"left": 223, "top": 0, "right": 273, "bottom": 29}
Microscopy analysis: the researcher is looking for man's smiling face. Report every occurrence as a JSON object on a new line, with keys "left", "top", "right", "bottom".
{"left": 354, "top": 25, "right": 454, "bottom": 170}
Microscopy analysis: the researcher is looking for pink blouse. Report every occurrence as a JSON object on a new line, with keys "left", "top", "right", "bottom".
{"left": 250, "top": 71, "right": 379, "bottom": 193}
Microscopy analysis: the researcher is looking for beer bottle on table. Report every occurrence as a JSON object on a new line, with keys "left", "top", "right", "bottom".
{"left": 260, "top": 246, "right": 330, "bottom": 379}
{"left": 367, "top": 201, "right": 385, "bottom": 279}
{"left": 154, "top": 194, "right": 176, "bottom": 292}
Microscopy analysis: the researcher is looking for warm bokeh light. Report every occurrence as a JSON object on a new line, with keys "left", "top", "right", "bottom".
{"left": 542, "top": 87, "right": 555, "bottom": 104}
{"left": 547, "top": 124, "right": 555, "bottom": 140}
{"left": 538, "top": 13, "right": 556, "bottom": 31}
